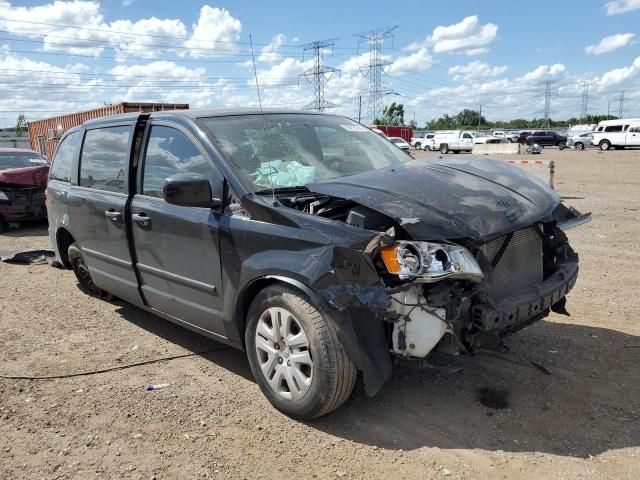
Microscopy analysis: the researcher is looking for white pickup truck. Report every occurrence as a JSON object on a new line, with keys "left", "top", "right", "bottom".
{"left": 592, "top": 118, "right": 640, "bottom": 150}
{"left": 432, "top": 130, "right": 502, "bottom": 154}
{"left": 410, "top": 133, "right": 434, "bottom": 150}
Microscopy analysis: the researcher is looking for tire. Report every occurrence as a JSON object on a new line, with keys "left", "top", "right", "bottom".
{"left": 414, "top": 142, "right": 421, "bottom": 150}
{"left": 245, "top": 285, "right": 356, "bottom": 419}
{"left": 558, "top": 142, "right": 566, "bottom": 150}
{"left": 600, "top": 140, "right": 611, "bottom": 151}
{"left": 507, "top": 138, "right": 513, "bottom": 143}
{"left": 68, "top": 243, "right": 112, "bottom": 300}
{"left": 440, "top": 144, "right": 449, "bottom": 154}
{"left": 574, "top": 142, "right": 584, "bottom": 150}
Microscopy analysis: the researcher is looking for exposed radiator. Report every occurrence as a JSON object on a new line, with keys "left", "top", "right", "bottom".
{"left": 479, "top": 227, "right": 543, "bottom": 300}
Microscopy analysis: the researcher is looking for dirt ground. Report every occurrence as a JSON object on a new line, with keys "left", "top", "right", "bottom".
{"left": 1, "top": 147, "right": 639, "bottom": 479}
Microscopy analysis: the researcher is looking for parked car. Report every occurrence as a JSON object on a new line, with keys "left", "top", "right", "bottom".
{"left": 387, "top": 136, "right": 411, "bottom": 153}
{"left": 567, "top": 132, "right": 593, "bottom": 150}
{"left": 516, "top": 130, "right": 533, "bottom": 143}
{"left": 410, "top": 133, "right": 434, "bottom": 150}
{"left": 471, "top": 132, "right": 504, "bottom": 144}
{"left": 47, "top": 109, "right": 589, "bottom": 419}
{"left": 0, "top": 148, "right": 49, "bottom": 232}
{"left": 524, "top": 130, "right": 567, "bottom": 148}
{"left": 591, "top": 118, "right": 640, "bottom": 150}
{"left": 492, "top": 131, "right": 519, "bottom": 143}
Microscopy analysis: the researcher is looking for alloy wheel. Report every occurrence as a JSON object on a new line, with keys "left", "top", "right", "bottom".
{"left": 254, "top": 307, "right": 313, "bottom": 401}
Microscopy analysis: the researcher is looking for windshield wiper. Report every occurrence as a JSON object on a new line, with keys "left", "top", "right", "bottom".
{"left": 254, "top": 185, "right": 310, "bottom": 195}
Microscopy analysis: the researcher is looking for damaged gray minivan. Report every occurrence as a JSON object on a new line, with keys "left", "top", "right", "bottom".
{"left": 47, "top": 109, "right": 590, "bottom": 419}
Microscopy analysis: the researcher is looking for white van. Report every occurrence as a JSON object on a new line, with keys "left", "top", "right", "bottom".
{"left": 592, "top": 118, "right": 640, "bottom": 150}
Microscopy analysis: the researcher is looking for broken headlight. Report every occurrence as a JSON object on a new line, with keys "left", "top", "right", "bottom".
{"left": 380, "top": 241, "right": 484, "bottom": 283}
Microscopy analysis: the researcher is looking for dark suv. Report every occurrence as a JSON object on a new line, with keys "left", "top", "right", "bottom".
{"left": 47, "top": 109, "right": 589, "bottom": 419}
{"left": 524, "top": 130, "right": 567, "bottom": 147}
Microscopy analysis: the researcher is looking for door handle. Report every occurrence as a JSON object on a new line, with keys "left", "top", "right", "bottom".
{"left": 132, "top": 212, "right": 152, "bottom": 228}
{"left": 104, "top": 209, "right": 122, "bottom": 223}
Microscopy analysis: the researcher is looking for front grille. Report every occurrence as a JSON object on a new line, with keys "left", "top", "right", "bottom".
{"left": 479, "top": 227, "right": 543, "bottom": 300}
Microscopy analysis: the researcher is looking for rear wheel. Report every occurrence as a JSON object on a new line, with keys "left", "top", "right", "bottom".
{"left": 440, "top": 144, "right": 449, "bottom": 154}
{"left": 414, "top": 142, "right": 421, "bottom": 150}
{"left": 68, "top": 243, "right": 111, "bottom": 299}
{"left": 600, "top": 140, "right": 611, "bottom": 151}
{"left": 245, "top": 285, "right": 356, "bottom": 419}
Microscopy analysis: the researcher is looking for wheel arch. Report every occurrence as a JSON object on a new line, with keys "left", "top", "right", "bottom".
{"left": 235, "top": 275, "right": 325, "bottom": 349}
{"left": 55, "top": 227, "right": 76, "bottom": 268}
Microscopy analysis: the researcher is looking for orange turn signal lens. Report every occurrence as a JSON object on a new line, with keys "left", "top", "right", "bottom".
{"left": 380, "top": 244, "right": 402, "bottom": 273}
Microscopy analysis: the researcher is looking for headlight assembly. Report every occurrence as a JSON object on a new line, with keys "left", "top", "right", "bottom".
{"left": 380, "top": 241, "right": 483, "bottom": 283}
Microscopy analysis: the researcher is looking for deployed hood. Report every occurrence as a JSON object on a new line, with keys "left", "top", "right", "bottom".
{"left": 308, "top": 156, "right": 560, "bottom": 242}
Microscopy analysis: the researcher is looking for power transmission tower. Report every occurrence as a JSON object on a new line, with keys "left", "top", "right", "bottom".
{"left": 618, "top": 90, "right": 625, "bottom": 118}
{"left": 356, "top": 27, "right": 397, "bottom": 124}
{"left": 541, "top": 80, "right": 558, "bottom": 128}
{"left": 299, "top": 39, "right": 339, "bottom": 111}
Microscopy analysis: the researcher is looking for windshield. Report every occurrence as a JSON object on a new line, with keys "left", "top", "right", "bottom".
{"left": 390, "top": 138, "right": 404, "bottom": 144}
{"left": 198, "top": 114, "right": 410, "bottom": 192}
{"left": 0, "top": 152, "right": 47, "bottom": 170}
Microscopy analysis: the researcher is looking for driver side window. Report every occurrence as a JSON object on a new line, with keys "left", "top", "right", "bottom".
{"left": 142, "top": 126, "right": 216, "bottom": 198}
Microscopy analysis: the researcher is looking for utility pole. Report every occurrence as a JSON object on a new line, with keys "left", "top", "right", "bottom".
{"left": 543, "top": 80, "right": 552, "bottom": 127}
{"left": 618, "top": 90, "right": 625, "bottom": 118}
{"left": 299, "top": 39, "right": 339, "bottom": 111}
{"left": 358, "top": 95, "right": 362, "bottom": 123}
{"left": 478, "top": 104, "right": 482, "bottom": 129}
{"left": 607, "top": 100, "right": 611, "bottom": 120}
{"left": 356, "top": 26, "right": 397, "bottom": 124}
{"left": 580, "top": 82, "right": 589, "bottom": 119}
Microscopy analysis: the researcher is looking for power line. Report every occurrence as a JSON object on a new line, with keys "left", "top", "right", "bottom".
{"left": 356, "top": 26, "right": 397, "bottom": 123}
{"left": 299, "top": 39, "right": 339, "bottom": 111}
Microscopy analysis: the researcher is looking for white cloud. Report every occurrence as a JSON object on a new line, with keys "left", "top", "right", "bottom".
{"left": 185, "top": 6, "right": 242, "bottom": 57}
{"left": 605, "top": 0, "right": 640, "bottom": 15}
{"left": 389, "top": 48, "right": 432, "bottom": 75}
{"left": 598, "top": 56, "right": 640, "bottom": 90}
{"left": 258, "top": 33, "right": 287, "bottom": 62}
{"left": 407, "top": 16, "right": 498, "bottom": 56}
{"left": 448, "top": 61, "right": 508, "bottom": 81}
{"left": 0, "top": 2, "right": 242, "bottom": 59}
{"left": 585, "top": 33, "right": 635, "bottom": 55}
{"left": 255, "top": 57, "right": 313, "bottom": 87}
{"left": 110, "top": 61, "right": 205, "bottom": 81}
{"left": 520, "top": 63, "right": 566, "bottom": 82}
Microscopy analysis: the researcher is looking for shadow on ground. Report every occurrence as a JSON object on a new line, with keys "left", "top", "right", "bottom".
{"left": 1, "top": 220, "right": 49, "bottom": 237}
{"left": 113, "top": 295, "right": 639, "bottom": 458}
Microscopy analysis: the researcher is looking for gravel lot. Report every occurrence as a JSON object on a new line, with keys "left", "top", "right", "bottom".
{"left": 1, "top": 147, "right": 639, "bottom": 479}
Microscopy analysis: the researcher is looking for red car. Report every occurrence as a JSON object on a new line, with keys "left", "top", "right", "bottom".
{"left": 0, "top": 148, "right": 49, "bottom": 232}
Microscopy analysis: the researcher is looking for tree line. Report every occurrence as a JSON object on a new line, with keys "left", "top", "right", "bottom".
{"left": 372, "top": 104, "right": 617, "bottom": 131}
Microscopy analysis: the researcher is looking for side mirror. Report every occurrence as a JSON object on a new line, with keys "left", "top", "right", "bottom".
{"left": 162, "top": 173, "right": 222, "bottom": 209}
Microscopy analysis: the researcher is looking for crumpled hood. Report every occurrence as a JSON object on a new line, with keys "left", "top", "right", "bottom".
{"left": 308, "top": 156, "right": 561, "bottom": 242}
{"left": 0, "top": 165, "right": 49, "bottom": 188}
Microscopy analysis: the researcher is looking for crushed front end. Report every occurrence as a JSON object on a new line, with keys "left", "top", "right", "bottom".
{"left": 380, "top": 222, "right": 581, "bottom": 359}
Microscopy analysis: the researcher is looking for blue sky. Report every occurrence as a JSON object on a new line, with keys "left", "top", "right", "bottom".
{"left": 0, "top": 0, "right": 638, "bottom": 126}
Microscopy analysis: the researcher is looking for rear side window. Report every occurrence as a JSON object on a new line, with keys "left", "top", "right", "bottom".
{"left": 604, "top": 125, "right": 623, "bottom": 132}
{"left": 142, "top": 126, "right": 215, "bottom": 198}
{"left": 79, "top": 126, "right": 131, "bottom": 193}
{"left": 50, "top": 131, "right": 81, "bottom": 182}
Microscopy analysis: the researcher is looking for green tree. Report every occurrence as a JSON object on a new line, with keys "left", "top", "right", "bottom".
{"left": 15, "top": 114, "right": 27, "bottom": 137}
{"left": 376, "top": 102, "right": 405, "bottom": 126}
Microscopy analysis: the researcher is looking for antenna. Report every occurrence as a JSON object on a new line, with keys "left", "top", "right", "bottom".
{"left": 249, "top": 34, "right": 275, "bottom": 205}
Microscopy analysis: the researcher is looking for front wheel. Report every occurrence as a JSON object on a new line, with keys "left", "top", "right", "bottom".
{"left": 245, "top": 285, "right": 357, "bottom": 419}
{"left": 414, "top": 142, "right": 421, "bottom": 150}
{"left": 440, "top": 144, "right": 449, "bottom": 154}
{"left": 574, "top": 142, "right": 584, "bottom": 150}
{"left": 600, "top": 140, "right": 611, "bottom": 151}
